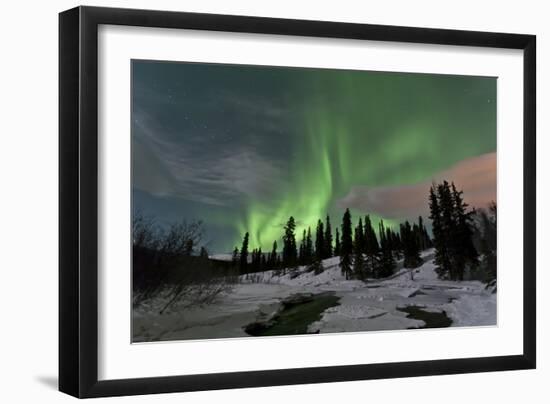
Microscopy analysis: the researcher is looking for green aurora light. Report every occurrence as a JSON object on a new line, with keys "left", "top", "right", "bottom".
{"left": 132, "top": 61, "right": 496, "bottom": 252}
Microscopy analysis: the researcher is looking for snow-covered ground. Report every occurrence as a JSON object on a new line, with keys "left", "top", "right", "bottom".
{"left": 133, "top": 249, "right": 496, "bottom": 342}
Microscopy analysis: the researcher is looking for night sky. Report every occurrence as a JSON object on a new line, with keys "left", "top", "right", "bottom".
{"left": 132, "top": 60, "right": 496, "bottom": 253}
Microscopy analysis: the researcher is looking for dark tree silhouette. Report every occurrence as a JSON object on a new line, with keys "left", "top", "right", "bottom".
{"left": 257, "top": 247, "right": 263, "bottom": 271}
{"left": 430, "top": 184, "right": 451, "bottom": 278}
{"left": 268, "top": 240, "right": 278, "bottom": 269}
{"left": 299, "top": 229, "right": 307, "bottom": 265}
{"left": 282, "top": 216, "right": 298, "bottom": 268}
{"left": 305, "top": 227, "right": 313, "bottom": 264}
{"left": 315, "top": 219, "right": 325, "bottom": 261}
{"left": 239, "top": 232, "right": 249, "bottom": 273}
{"left": 324, "top": 215, "right": 333, "bottom": 258}
{"left": 356, "top": 217, "right": 365, "bottom": 255}
{"left": 340, "top": 208, "right": 353, "bottom": 279}
{"left": 377, "top": 220, "right": 395, "bottom": 278}
{"left": 250, "top": 248, "right": 258, "bottom": 272}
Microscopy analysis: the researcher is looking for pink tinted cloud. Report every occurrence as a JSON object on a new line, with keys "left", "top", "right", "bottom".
{"left": 337, "top": 152, "right": 496, "bottom": 219}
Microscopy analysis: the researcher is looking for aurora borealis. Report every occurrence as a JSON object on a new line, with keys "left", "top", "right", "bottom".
{"left": 132, "top": 60, "right": 496, "bottom": 253}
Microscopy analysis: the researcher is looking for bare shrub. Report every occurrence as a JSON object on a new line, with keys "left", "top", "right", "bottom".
{"left": 132, "top": 212, "right": 236, "bottom": 313}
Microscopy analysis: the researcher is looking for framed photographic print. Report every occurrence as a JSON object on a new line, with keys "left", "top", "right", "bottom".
{"left": 59, "top": 6, "right": 536, "bottom": 398}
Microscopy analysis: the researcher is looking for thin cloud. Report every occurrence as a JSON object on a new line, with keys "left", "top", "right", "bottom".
{"left": 132, "top": 114, "right": 284, "bottom": 206}
{"left": 337, "top": 152, "right": 496, "bottom": 219}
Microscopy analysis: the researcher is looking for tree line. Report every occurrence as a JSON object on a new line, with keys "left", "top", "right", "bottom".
{"left": 235, "top": 180, "right": 496, "bottom": 284}
{"left": 234, "top": 209, "right": 432, "bottom": 280}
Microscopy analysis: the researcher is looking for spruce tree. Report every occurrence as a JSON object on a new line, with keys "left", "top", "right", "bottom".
{"left": 257, "top": 247, "right": 265, "bottom": 271}
{"left": 364, "top": 215, "right": 380, "bottom": 252}
{"left": 315, "top": 219, "right": 325, "bottom": 262}
{"left": 239, "top": 232, "right": 249, "bottom": 273}
{"left": 282, "top": 216, "right": 298, "bottom": 269}
{"left": 257, "top": 247, "right": 263, "bottom": 271}
{"left": 340, "top": 208, "right": 353, "bottom": 279}
{"left": 299, "top": 229, "right": 307, "bottom": 265}
{"left": 324, "top": 215, "right": 333, "bottom": 258}
{"left": 256, "top": 248, "right": 262, "bottom": 271}
{"left": 308, "top": 222, "right": 325, "bottom": 275}
{"left": 305, "top": 227, "right": 313, "bottom": 264}
{"left": 269, "top": 240, "right": 278, "bottom": 269}
{"left": 385, "top": 227, "right": 394, "bottom": 256}
{"left": 439, "top": 181, "right": 456, "bottom": 278}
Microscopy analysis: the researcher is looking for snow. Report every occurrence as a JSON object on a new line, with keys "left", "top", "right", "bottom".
{"left": 133, "top": 249, "right": 497, "bottom": 342}
{"left": 209, "top": 253, "right": 233, "bottom": 261}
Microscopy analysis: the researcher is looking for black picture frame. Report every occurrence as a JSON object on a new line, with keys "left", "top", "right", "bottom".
{"left": 59, "top": 5, "right": 536, "bottom": 398}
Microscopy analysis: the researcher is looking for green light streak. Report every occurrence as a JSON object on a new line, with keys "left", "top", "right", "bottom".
{"left": 232, "top": 71, "right": 495, "bottom": 251}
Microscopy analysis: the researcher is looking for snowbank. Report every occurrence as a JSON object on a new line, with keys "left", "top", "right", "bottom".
{"left": 134, "top": 250, "right": 496, "bottom": 341}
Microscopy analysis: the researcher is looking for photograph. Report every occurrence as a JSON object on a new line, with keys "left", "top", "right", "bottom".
{"left": 131, "top": 60, "right": 498, "bottom": 342}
